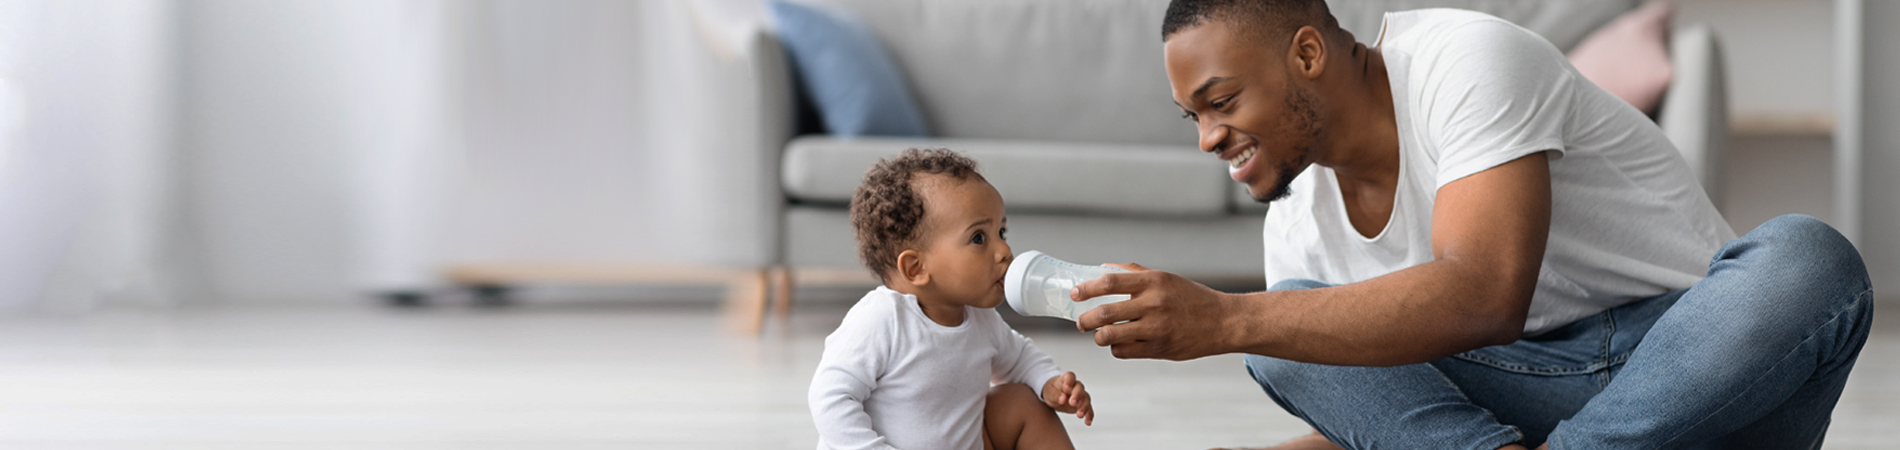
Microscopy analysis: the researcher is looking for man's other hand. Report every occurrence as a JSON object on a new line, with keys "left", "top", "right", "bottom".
{"left": 1072, "top": 263, "right": 1238, "bottom": 361}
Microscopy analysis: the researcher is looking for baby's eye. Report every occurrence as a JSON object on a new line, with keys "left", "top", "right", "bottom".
{"left": 999, "top": 227, "right": 1008, "bottom": 241}
{"left": 970, "top": 231, "right": 986, "bottom": 245}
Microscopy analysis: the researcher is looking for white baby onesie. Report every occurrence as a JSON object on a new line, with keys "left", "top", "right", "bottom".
{"left": 809, "top": 286, "right": 1064, "bottom": 450}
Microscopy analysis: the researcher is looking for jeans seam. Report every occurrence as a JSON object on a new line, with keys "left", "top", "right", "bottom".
{"left": 1598, "top": 313, "right": 1617, "bottom": 389}
{"left": 1649, "top": 289, "right": 1870, "bottom": 448}
{"left": 1450, "top": 352, "right": 1611, "bottom": 376}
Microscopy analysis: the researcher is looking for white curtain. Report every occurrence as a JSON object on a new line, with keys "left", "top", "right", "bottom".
{"left": 0, "top": 0, "right": 766, "bottom": 308}
{"left": 0, "top": 0, "right": 191, "bottom": 311}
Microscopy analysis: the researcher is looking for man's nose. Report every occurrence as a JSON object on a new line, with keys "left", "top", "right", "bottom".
{"left": 1198, "top": 121, "right": 1228, "bottom": 154}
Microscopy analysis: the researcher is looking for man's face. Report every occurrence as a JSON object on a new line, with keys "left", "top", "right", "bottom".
{"left": 1164, "top": 20, "right": 1324, "bottom": 203}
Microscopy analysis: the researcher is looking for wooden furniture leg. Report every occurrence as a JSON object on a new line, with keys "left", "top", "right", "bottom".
{"left": 770, "top": 266, "right": 794, "bottom": 319}
{"left": 721, "top": 269, "right": 771, "bottom": 335}
{"left": 444, "top": 262, "right": 781, "bottom": 336}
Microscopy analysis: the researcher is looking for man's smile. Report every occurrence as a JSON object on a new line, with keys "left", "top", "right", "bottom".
{"left": 1222, "top": 141, "right": 1258, "bottom": 169}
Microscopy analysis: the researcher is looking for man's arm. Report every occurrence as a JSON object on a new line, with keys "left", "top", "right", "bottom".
{"left": 1075, "top": 152, "right": 1551, "bottom": 366}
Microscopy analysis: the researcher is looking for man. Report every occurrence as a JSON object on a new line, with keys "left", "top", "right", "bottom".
{"left": 1070, "top": 0, "right": 1875, "bottom": 448}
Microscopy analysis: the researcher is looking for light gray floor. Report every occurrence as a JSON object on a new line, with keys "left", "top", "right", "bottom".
{"left": 0, "top": 299, "right": 1893, "bottom": 449}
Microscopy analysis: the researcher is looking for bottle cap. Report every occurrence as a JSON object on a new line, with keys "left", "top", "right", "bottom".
{"left": 1003, "top": 250, "right": 1044, "bottom": 316}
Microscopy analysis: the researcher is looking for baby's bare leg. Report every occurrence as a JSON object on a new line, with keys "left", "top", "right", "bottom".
{"left": 984, "top": 383, "right": 1074, "bottom": 450}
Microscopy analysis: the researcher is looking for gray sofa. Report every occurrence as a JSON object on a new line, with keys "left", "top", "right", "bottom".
{"left": 710, "top": 0, "right": 1727, "bottom": 285}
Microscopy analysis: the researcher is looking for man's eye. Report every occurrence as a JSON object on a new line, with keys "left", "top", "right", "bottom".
{"left": 1212, "top": 98, "right": 1230, "bottom": 109}
{"left": 1180, "top": 112, "right": 1197, "bottom": 122}
{"left": 971, "top": 231, "right": 985, "bottom": 244}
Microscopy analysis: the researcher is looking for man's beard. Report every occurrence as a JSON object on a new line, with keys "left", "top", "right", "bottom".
{"left": 1249, "top": 81, "right": 1324, "bottom": 204}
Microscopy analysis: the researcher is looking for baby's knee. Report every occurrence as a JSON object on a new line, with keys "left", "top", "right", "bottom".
{"left": 987, "top": 383, "right": 1041, "bottom": 408}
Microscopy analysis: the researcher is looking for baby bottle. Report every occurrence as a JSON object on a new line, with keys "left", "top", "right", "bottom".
{"left": 1004, "top": 250, "right": 1132, "bottom": 321}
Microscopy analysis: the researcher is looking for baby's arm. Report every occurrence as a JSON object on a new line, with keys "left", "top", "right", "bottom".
{"left": 809, "top": 317, "right": 900, "bottom": 449}
{"left": 1040, "top": 371, "right": 1094, "bottom": 426}
{"left": 988, "top": 315, "right": 1093, "bottom": 424}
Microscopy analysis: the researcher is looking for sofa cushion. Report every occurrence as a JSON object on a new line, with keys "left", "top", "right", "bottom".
{"left": 768, "top": 0, "right": 931, "bottom": 137}
{"left": 1567, "top": 0, "right": 1674, "bottom": 116}
{"left": 782, "top": 137, "right": 1230, "bottom": 217}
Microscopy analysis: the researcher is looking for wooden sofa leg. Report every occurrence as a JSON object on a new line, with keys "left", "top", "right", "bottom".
{"left": 770, "top": 266, "right": 794, "bottom": 320}
{"left": 722, "top": 269, "right": 770, "bottom": 335}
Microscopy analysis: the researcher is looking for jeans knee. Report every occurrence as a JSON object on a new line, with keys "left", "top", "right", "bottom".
{"left": 1244, "top": 354, "right": 1328, "bottom": 424}
{"left": 1270, "top": 278, "right": 1332, "bottom": 292}
{"left": 1244, "top": 354, "right": 1313, "bottom": 397}
{"left": 1738, "top": 215, "right": 1869, "bottom": 292}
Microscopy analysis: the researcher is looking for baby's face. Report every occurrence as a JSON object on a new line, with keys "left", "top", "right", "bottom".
{"left": 914, "top": 175, "right": 1012, "bottom": 309}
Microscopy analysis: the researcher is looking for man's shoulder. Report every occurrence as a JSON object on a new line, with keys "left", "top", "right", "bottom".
{"left": 1382, "top": 8, "right": 1552, "bottom": 59}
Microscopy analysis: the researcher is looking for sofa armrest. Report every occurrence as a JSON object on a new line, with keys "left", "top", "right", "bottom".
{"left": 1657, "top": 24, "right": 1729, "bottom": 210}
{"left": 690, "top": 25, "right": 797, "bottom": 267}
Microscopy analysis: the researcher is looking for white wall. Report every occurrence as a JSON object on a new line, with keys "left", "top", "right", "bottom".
{"left": 1677, "top": 0, "right": 1834, "bottom": 119}
{"left": 1851, "top": 0, "right": 1900, "bottom": 300}
{"left": 181, "top": 0, "right": 464, "bottom": 302}
{"left": 452, "top": 0, "right": 660, "bottom": 263}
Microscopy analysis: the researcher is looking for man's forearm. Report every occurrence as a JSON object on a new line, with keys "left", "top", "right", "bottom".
{"left": 1224, "top": 258, "right": 1531, "bottom": 366}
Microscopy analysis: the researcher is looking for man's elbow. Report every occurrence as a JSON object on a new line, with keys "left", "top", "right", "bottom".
{"left": 1473, "top": 292, "right": 1531, "bottom": 347}
{"left": 1478, "top": 318, "right": 1525, "bottom": 347}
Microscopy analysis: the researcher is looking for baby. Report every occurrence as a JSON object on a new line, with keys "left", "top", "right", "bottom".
{"left": 810, "top": 148, "right": 1093, "bottom": 450}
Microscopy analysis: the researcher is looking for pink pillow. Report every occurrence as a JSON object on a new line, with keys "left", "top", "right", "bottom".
{"left": 1567, "top": 1, "right": 1675, "bottom": 116}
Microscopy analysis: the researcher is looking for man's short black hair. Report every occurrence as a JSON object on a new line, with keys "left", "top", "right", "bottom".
{"left": 1161, "top": 0, "right": 1344, "bottom": 47}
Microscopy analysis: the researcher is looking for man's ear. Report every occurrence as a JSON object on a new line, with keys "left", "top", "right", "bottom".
{"left": 897, "top": 249, "right": 930, "bottom": 287}
{"left": 1287, "top": 26, "right": 1328, "bottom": 79}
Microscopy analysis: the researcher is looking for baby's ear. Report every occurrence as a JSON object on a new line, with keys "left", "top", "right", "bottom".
{"left": 896, "top": 249, "right": 930, "bottom": 287}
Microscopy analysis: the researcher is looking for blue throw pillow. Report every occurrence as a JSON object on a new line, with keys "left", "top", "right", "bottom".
{"left": 769, "top": 0, "right": 930, "bottom": 137}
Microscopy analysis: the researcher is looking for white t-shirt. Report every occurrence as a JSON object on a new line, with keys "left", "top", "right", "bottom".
{"left": 809, "top": 286, "right": 1064, "bottom": 450}
{"left": 1262, "top": 9, "right": 1735, "bottom": 335}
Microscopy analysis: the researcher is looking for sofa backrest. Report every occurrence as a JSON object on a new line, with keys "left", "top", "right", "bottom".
{"left": 805, "top": 0, "right": 1634, "bottom": 145}
{"left": 807, "top": 0, "right": 1190, "bottom": 145}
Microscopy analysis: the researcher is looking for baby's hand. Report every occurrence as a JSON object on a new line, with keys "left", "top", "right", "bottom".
{"left": 1040, "top": 372, "right": 1094, "bottom": 426}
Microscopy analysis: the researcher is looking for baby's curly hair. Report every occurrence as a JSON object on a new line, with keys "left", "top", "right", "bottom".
{"left": 850, "top": 148, "right": 986, "bottom": 283}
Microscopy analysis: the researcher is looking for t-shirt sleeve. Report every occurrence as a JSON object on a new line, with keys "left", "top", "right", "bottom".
{"left": 808, "top": 302, "right": 901, "bottom": 450}
{"left": 1414, "top": 19, "right": 1574, "bottom": 189}
{"left": 984, "top": 310, "right": 1063, "bottom": 400}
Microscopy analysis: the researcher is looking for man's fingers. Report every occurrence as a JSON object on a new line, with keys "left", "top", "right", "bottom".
{"left": 1077, "top": 297, "right": 1144, "bottom": 332}
{"left": 1102, "top": 262, "right": 1151, "bottom": 272}
{"left": 1109, "top": 340, "right": 1158, "bottom": 360}
{"left": 1091, "top": 318, "right": 1155, "bottom": 347}
{"left": 1070, "top": 272, "right": 1143, "bottom": 303}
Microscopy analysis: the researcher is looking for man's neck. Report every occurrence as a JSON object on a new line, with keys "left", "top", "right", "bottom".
{"left": 1320, "top": 45, "right": 1401, "bottom": 188}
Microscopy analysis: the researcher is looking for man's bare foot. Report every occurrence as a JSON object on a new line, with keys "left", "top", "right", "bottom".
{"left": 1210, "top": 430, "right": 1342, "bottom": 450}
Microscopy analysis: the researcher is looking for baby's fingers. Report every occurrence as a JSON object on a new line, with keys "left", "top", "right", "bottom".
{"left": 1067, "top": 381, "right": 1086, "bottom": 408}
{"left": 1072, "top": 387, "right": 1092, "bottom": 425}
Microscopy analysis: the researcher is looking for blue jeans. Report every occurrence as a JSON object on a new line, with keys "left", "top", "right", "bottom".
{"left": 1244, "top": 215, "right": 1874, "bottom": 449}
